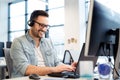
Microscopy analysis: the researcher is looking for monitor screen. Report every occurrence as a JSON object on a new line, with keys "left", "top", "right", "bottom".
{"left": 84, "top": 0, "right": 120, "bottom": 57}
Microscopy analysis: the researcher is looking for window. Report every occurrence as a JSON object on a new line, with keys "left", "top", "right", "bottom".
{"left": 10, "top": 16, "right": 25, "bottom": 31}
{"left": 8, "top": 0, "right": 46, "bottom": 41}
{"left": 10, "top": 1, "right": 25, "bottom": 17}
{"left": 48, "top": 0, "right": 64, "bottom": 9}
{"left": 28, "top": 0, "right": 46, "bottom": 14}
{"left": 8, "top": 0, "right": 65, "bottom": 58}
{"left": 9, "top": 1, "right": 25, "bottom": 41}
{"left": 48, "top": 0, "right": 64, "bottom": 58}
{"left": 10, "top": 31, "right": 25, "bottom": 41}
{"left": 49, "top": 26, "right": 64, "bottom": 45}
{"left": 48, "top": 8, "right": 64, "bottom": 25}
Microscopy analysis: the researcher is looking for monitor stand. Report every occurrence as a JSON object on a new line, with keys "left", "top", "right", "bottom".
{"left": 80, "top": 47, "right": 98, "bottom": 69}
{"left": 113, "top": 28, "right": 120, "bottom": 79}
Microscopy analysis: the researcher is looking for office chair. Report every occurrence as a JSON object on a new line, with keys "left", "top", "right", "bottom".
{"left": 3, "top": 48, "right": 13, "bottom": 78}
{"left": 6, "top": 42, "right": 12, "bottom": 48}
{"left": 63, "top": 50, "right": 74, "bottom": 65}
{"left": 0, "top": 42, "right": 4, "bottom": 57}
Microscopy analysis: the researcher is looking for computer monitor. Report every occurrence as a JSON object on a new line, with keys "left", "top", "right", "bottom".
{"left": 84, "top": 0, "right": 120, "bottom": 57}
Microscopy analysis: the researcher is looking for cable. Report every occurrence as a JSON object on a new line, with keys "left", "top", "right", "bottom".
{"left": 101, "top": 42, "right": 120, "bottom": 77}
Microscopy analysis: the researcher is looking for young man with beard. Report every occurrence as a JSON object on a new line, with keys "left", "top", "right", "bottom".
{"left": 10, "top": 10, "right": 76, "bottom": 78}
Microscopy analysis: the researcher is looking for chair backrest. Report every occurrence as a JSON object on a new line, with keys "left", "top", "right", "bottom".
{"left": 62, "top": 50, "right": 74, "bottom": 65}
{"left": 6, "top": 42, "right": 12, "bottom": 48}
{"left": 3, "top": 48, "right": 13, "bottom": 78}
{"left": 0, "top": 42, "right": 4, "bottom": 57}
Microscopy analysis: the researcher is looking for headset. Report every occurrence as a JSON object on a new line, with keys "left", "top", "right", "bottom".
{"left": 27, "top": 11, "right": 37, "bottom": 27}
{"left": 28, "top": 20, "right": 34, "bottom": 27}
{"left": 28, "top": 10, "right": 49, "bottom": 27}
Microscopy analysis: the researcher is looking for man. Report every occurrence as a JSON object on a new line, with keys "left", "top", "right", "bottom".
{"left": 10, "top": 10, "right": 76, "bottom": 78}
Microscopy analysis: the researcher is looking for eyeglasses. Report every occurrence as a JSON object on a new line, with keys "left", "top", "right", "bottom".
{"left": 33, "top": 20, "right": 50, "bottom": 29}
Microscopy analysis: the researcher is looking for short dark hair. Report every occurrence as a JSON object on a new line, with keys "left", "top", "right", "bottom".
{"left": 30, "top": 10, "right": 49, "bottom": 21}
{"left": 28, "top": 10, "right": 49, "bottom": 26}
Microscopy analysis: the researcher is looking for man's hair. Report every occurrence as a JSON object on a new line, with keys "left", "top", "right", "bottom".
{"left": 28, "top": 10, "right": 49, "bottom": 26}
{"left": 30, "top": 10, "right": 49, "bottom": 21}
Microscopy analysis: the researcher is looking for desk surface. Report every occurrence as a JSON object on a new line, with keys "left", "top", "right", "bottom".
{"left": 4, "top": 75, "right": 114, "bottom": 80}
{"left": 4, "top": 76, "right": 92, "bottom": 80}
{"left": 3, "top": 56, "right": 115, "bottom": 80}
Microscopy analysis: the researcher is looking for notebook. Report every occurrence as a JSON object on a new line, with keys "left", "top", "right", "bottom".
{"left": 48, "top": 43, "right": 85, "bottom": 78}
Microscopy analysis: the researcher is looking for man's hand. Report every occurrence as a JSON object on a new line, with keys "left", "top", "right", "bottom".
{"left": 71, "top": 62, "right": 77, "bottom": 67}
{"left": 52, "top": 64, "right": 76, "bottom": 73}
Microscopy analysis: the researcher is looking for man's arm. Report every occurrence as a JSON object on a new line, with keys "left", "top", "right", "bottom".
{"left": 25, "top": 65, "right": 53, "bottom": 76}
{"left": 25, "top": 64, "right": 76, "bottom": 76}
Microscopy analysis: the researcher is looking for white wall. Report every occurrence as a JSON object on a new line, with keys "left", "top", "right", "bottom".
{"left": 0, "top": 0, "right": 8, "bottom": 42}
{"left": 64, "top": 0, "right": 86, "bottom": 61}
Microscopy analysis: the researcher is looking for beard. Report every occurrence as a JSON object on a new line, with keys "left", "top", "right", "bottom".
{"left": 37, "top": 30, "right": 45, "bottom": 38}
{"left": 31, "top": 29, "right": 45, "bottom": 38}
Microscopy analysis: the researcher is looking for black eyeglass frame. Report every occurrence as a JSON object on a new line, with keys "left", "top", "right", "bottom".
{"left": 33, "top": 20, "right": 50, "bottom": 29}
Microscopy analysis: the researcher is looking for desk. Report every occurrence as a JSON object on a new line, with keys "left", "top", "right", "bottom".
{"left": 4, "top": 76, "right": 116, "bottom": 80}
{"left": 3, "top": 56, "right": 115, "bottom": 80}
{"left": 0, "top": 57, "right": 6, "bottom": 79}
{"left": 3, "top": 76, "right": 91, "bottom": 80}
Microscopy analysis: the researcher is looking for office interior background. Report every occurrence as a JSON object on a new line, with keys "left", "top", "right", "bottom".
{"left": 0, "top": 0, "right": 120, "bottom": 60}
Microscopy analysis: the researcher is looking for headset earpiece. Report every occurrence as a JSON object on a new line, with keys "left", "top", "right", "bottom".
{"left": 28, "top": 20, "right": 34, "bottom": 27}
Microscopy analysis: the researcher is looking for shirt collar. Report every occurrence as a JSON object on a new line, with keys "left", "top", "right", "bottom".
{"left": 25, "top": 30, "right": 44, "bottom": 44}
{"left": 25, "top": 30, "right": 34, "bottom": 42}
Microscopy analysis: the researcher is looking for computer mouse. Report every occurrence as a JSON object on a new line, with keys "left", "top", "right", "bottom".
{"left": 29, "top": 74, "right": 41, "bottom": 80}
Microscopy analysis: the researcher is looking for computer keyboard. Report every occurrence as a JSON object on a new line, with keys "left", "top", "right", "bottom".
{"left": 48, "top": 71, "right": 79, "bottom": 78}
